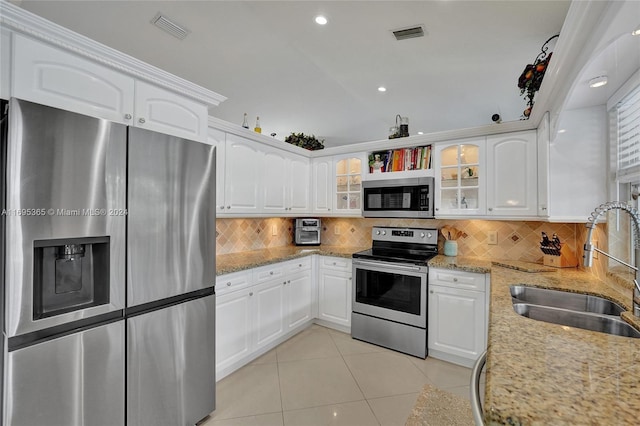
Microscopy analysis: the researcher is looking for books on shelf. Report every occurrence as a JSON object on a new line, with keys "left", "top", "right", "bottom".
{"left": 369, "top": 145, "right": 431, "bottom": 173}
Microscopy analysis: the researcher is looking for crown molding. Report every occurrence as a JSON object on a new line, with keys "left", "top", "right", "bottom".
{"left": 0, "top": 0, "right": 227, "bottom": 107}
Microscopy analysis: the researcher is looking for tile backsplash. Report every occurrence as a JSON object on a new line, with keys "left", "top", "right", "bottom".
{"left": 217, "top": 217, "right": 605, "bottom": 268}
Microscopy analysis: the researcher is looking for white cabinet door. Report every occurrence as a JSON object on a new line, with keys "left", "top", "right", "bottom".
{"left": 285, "top": 270, "right": 313, "bottom": 330}
{"left": 334, "top": 155, "right": 363, "bottom": 215}
{"left": 134, "top": 80, "right": 208, "bottom": 142}
{"left": 12, "top": 34, "right": 135, "bottom": 124}
{"left": 486, "top": 131, "right": 537, "bottom": 216}
{"left": 209, "top": 128, "right": 227, "bottom": 214}
{"left": 318, "top": 267, "right": 352, "bottom": 327}
{"left": 434, "top": 139, "right": 485, "bottom": 216}
{"left": 262, "top": 147, "right": 288, "bottom": 214}
{"left": 312, "top": 158, "right": 333, "bottom": 214}
{"left": 289, "top": 155, "right": 310, "bottom": 213}
{"left": 428, "top": 285, "right": 485, "bottom": 362}
{"left": 252, "top": 279, "right": 285, "bottom": 351}
{"left": 215, "top": 289, "right": 253, "bottom": 373}
{"left": 224, "top": 135, "right": 262, "bottom": 214}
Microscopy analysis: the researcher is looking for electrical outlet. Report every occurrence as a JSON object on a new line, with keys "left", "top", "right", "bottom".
{"left": 593, "top": 240, "right": 598, "bottom": 259}
{"left": 271, "top": 225, "right": 278, "bottom": 236}
{"left": 334, "top": 226, "right": 341, "bottom": 235}
{"left": 488, "top": 230, "right": 498, "bottom": 245}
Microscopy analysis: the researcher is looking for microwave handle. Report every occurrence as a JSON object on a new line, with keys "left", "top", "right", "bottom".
{"left": 353, "top": 259, "right": 422, "bottom": 272}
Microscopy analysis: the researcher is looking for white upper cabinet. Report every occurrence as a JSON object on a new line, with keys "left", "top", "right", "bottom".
{"left": 486, "top": 131, "right": 538, "bottom": 216}
{"left": 434, "top": 139, "right": 486, "bottom": 216}
{"left": 224, "top": 134, "right": 262, "bottom": 214}
{"left": 208, "top": 128, "right": 226, "bottom": 213}
{"left": 134, "top": 80, "right": 208, "bottom": 142}
{"left": 262, "top": 147, "right": 289, "bottom": 213}
{"left": 334, "top": 155, "right": 364, "bottom": 216}
{"left": 288, "top": 155, "right": 310, "bottom": 213}
{"left": 311, "top": 157, "right": 333, "bottom": 214}
{"left": 12, "top": 34, "right": 135, "bottom": 124}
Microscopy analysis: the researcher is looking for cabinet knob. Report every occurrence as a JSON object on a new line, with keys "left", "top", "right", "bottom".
{"left": 430, "top": 290, "right": 434, "bottom": 294}
{"left": 138, "top": 117, "right": 146, "bottom": 124}
{"left": 226, "top": 282, "right": 231, "bottom": 286}
{"left": 435, "top": 207, "right": 440, "bottom": 211}
{"left": 226, "top": 206, "right": 231, "bottom": 210}
{"left": 299, "top": 264, "right": 302, "bottom": 267}
{"left": 541, "top": 206, "right": 548, "bottom": 211}
{"left": 249, "top": 292, "right": 253, "bottom": 296}
{"left": 124, "top": 113, "right": 132, "bottom": 120}
{"left": 287, "top": 280, "right": 291, "bottom": 284}
{"left": 349, "top": 277, "right": 352, "bottom": 281}
{"left": 220, "top": 206, "right": 225, "bottom": 210}
{"left": 270, "top": 271, "right": 274, "bottom": 275}
{"left": 488, "top": 207, "right": 493, "bottom": 212}
{"left": 453, "top": 278, "right": 458, "bottom": 282}
{"left": 283, "top": 281, "right": 287, "bottom": 285}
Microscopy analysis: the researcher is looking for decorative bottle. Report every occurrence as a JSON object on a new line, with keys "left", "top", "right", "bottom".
{"left": 242, "top": 113, "right": 249, "bottom": 129}
{"left": 254, "top": 116, "right": 261, "bottom": 134}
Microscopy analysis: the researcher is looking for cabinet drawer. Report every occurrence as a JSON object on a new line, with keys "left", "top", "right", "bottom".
{"left": 216, "top": 270, "right": 252, "bottom": 295}
{"left": 429, "top": 268, "right": 486, "bottom": 292}
{"left": 320, "top": 256, "right": 351, "bottom": 271}
{"left": 254, "top": 264, "right": 285, "bottom": 283}
{"left": 285, "top": 256, "right": 312, "bottom": 273}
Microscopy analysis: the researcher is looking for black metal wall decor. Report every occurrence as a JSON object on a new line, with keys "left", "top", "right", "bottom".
{"left": 518, "top": 34, "right": 559, "bottom": 119}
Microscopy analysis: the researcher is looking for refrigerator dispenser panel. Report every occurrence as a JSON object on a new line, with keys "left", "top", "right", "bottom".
{"left": 33, "top": 236, "right": 110, "bottom": 319}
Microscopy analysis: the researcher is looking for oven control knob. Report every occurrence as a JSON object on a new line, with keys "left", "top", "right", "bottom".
{"left": 376, "top": 230, "right": 381, "bottom": 235}
{"left": 420, "top": 232, "right": 425, "bottom": 238}
{"left": 381, "top": 231, "right": 386, "bottom": 235}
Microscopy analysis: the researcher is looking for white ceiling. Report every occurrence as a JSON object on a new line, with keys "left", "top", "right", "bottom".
{"left": 16, "top": 0, "right": 573, "bottom": 147}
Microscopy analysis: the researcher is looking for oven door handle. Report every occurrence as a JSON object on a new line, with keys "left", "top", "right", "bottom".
{"left": 353, "top": 259, "right": 423, "bottom": 272}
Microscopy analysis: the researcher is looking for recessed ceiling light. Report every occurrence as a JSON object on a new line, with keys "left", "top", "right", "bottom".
{"left": 632, "top": 25, "right": 640, "bottom": 36}
{"left": 315, "top": 16, "right": 327, "bottom": 25}
{"left": 377, "top": 86, "right": 387, "bottom": 92}
{"left": 418, "top": 132, "right": 424, "bottom": 135}
{"left": 588, "top": 76, "right": 608, "bottom": 88}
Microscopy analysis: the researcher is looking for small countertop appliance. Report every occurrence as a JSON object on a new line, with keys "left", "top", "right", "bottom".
{"left": 294, "top": 218, "right": 321, "bottom": 246}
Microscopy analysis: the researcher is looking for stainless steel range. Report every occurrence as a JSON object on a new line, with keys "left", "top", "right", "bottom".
{"left": 351, "top": 226, "right": 438, "bottom": 358}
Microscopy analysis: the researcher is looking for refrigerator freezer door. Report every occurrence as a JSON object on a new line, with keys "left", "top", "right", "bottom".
{"left": 127, "top": 127, "right": 215, "bottom": 306}
{"left": 127, "top": 295, "right": 215, "bottom": 426}
{"left": 5, "top": 99, "right": 126, "bottom": 337}
{"left": 4, "top": 320, "right": 125, "bottom": 426}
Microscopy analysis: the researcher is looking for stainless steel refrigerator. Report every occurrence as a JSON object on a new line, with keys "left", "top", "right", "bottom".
{"left": 1, "top": 98, "right": 215, "bottom": 426}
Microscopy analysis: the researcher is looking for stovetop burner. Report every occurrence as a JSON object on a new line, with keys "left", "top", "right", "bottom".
{"left": 353, "top": 226, "right": 439, "bottom": 264}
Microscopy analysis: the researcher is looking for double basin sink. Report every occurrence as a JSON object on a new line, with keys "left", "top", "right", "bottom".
{"left": 510, "top": 285, "right": 640, "bottom": 338}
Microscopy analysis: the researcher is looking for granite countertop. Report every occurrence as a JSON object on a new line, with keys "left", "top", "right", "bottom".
{"left": 216, "top": 245, "right": 367, "bottom": 275}
{"left": 485, "top": 264, "right": 640, "bottom": 425}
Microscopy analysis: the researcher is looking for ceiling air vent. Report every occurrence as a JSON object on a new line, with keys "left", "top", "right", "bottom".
{"left": 392, "top": 25, "right": 425, "bottom": 41}
{"left": 151, "top": 12, "right": 190, "bottom": 40}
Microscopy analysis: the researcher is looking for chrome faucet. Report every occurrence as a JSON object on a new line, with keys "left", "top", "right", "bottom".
{"left": 583, "top": 201, "right": 640, "bottom": 317}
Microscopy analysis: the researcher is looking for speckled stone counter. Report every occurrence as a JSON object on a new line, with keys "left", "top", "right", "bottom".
{"left": 485, "top": 264, "right": 640, "bottom": 425}
{"left": 428, "top": 255, "right": 492, "bottom": 274}
{"left": 216, "top": 245, "right": 367, "bottom": 275}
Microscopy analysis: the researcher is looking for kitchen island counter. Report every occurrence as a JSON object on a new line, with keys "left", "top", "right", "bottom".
{"left": 484, "top": 264, "right": 640, "bottom": 425}
{"left": 216, "top": 245, "right": 367, "bottom": 275}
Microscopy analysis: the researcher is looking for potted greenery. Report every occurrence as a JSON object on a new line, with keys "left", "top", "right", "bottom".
{"left": 284, "top": 132, "right": 325, "bottom": 151}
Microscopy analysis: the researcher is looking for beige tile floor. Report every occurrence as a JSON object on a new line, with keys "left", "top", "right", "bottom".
{"left": 203, "top": 324, "right": 474, "bottom": 426}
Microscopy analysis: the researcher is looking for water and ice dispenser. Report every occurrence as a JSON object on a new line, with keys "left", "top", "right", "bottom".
{"left": 32, "top": 236, "right": 110, "bottom": 319}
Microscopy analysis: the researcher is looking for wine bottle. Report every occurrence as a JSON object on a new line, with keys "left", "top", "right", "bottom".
{"left": 254, "top": 116, "right": 261, "bottom": 134}
{"left": 242, "top": 113, "right": 249, "bottom": 129}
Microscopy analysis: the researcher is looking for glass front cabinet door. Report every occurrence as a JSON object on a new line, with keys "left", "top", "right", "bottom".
{"left": 335, "top": 156, "right": 362, "bottom": 214}
{"left": 434, "top": 139, "right": 485, "bottom": 216}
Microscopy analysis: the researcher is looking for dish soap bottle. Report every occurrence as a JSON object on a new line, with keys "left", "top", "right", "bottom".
{"left": 254, "top": 116, "right": 261, "bottom": 134}
{"left": 242, "top": 113, "right": 249, "bottom": 129}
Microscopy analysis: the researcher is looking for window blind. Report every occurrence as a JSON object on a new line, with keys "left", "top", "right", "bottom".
{"left": 617, "top": 85, "right": 640, "bottom": 182}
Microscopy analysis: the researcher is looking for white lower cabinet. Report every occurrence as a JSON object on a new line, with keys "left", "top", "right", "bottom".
{"left": 428, "top": 268, "right": 489, "bottom": 368}
{"left": 215, "top": 257, "right": 314, "bottom": 380}
{"left": 317, "top": 256, "right": 352, "bottom": 331}
{"left": 253, "top": 279, "right": 286, "bottom": 351}
{"left": 215, "top": 285, "right": 253, "bottom": 375}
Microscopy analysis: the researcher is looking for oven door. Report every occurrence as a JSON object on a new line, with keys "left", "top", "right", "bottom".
{"left": 352, "top": 259, "right": 427, "bottom": 328}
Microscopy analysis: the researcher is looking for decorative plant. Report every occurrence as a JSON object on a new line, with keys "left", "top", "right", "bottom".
{"left": 284, "top": 132, "right": 325, "bottom": 151}
{"left": 518, "top": 35, "right": 559, "bottom": 119}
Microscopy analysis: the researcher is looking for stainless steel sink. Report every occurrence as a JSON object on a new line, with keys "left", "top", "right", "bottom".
{"left": 510, "top": 285, "right": 625, "bottom": 316}
{"left": 512, "top": 303, "right": 640, "bottom": 338}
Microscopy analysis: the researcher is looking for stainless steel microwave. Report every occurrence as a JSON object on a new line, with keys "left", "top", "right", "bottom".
{"left": 362, "top": 177, "right": 434, "bottom": 218}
